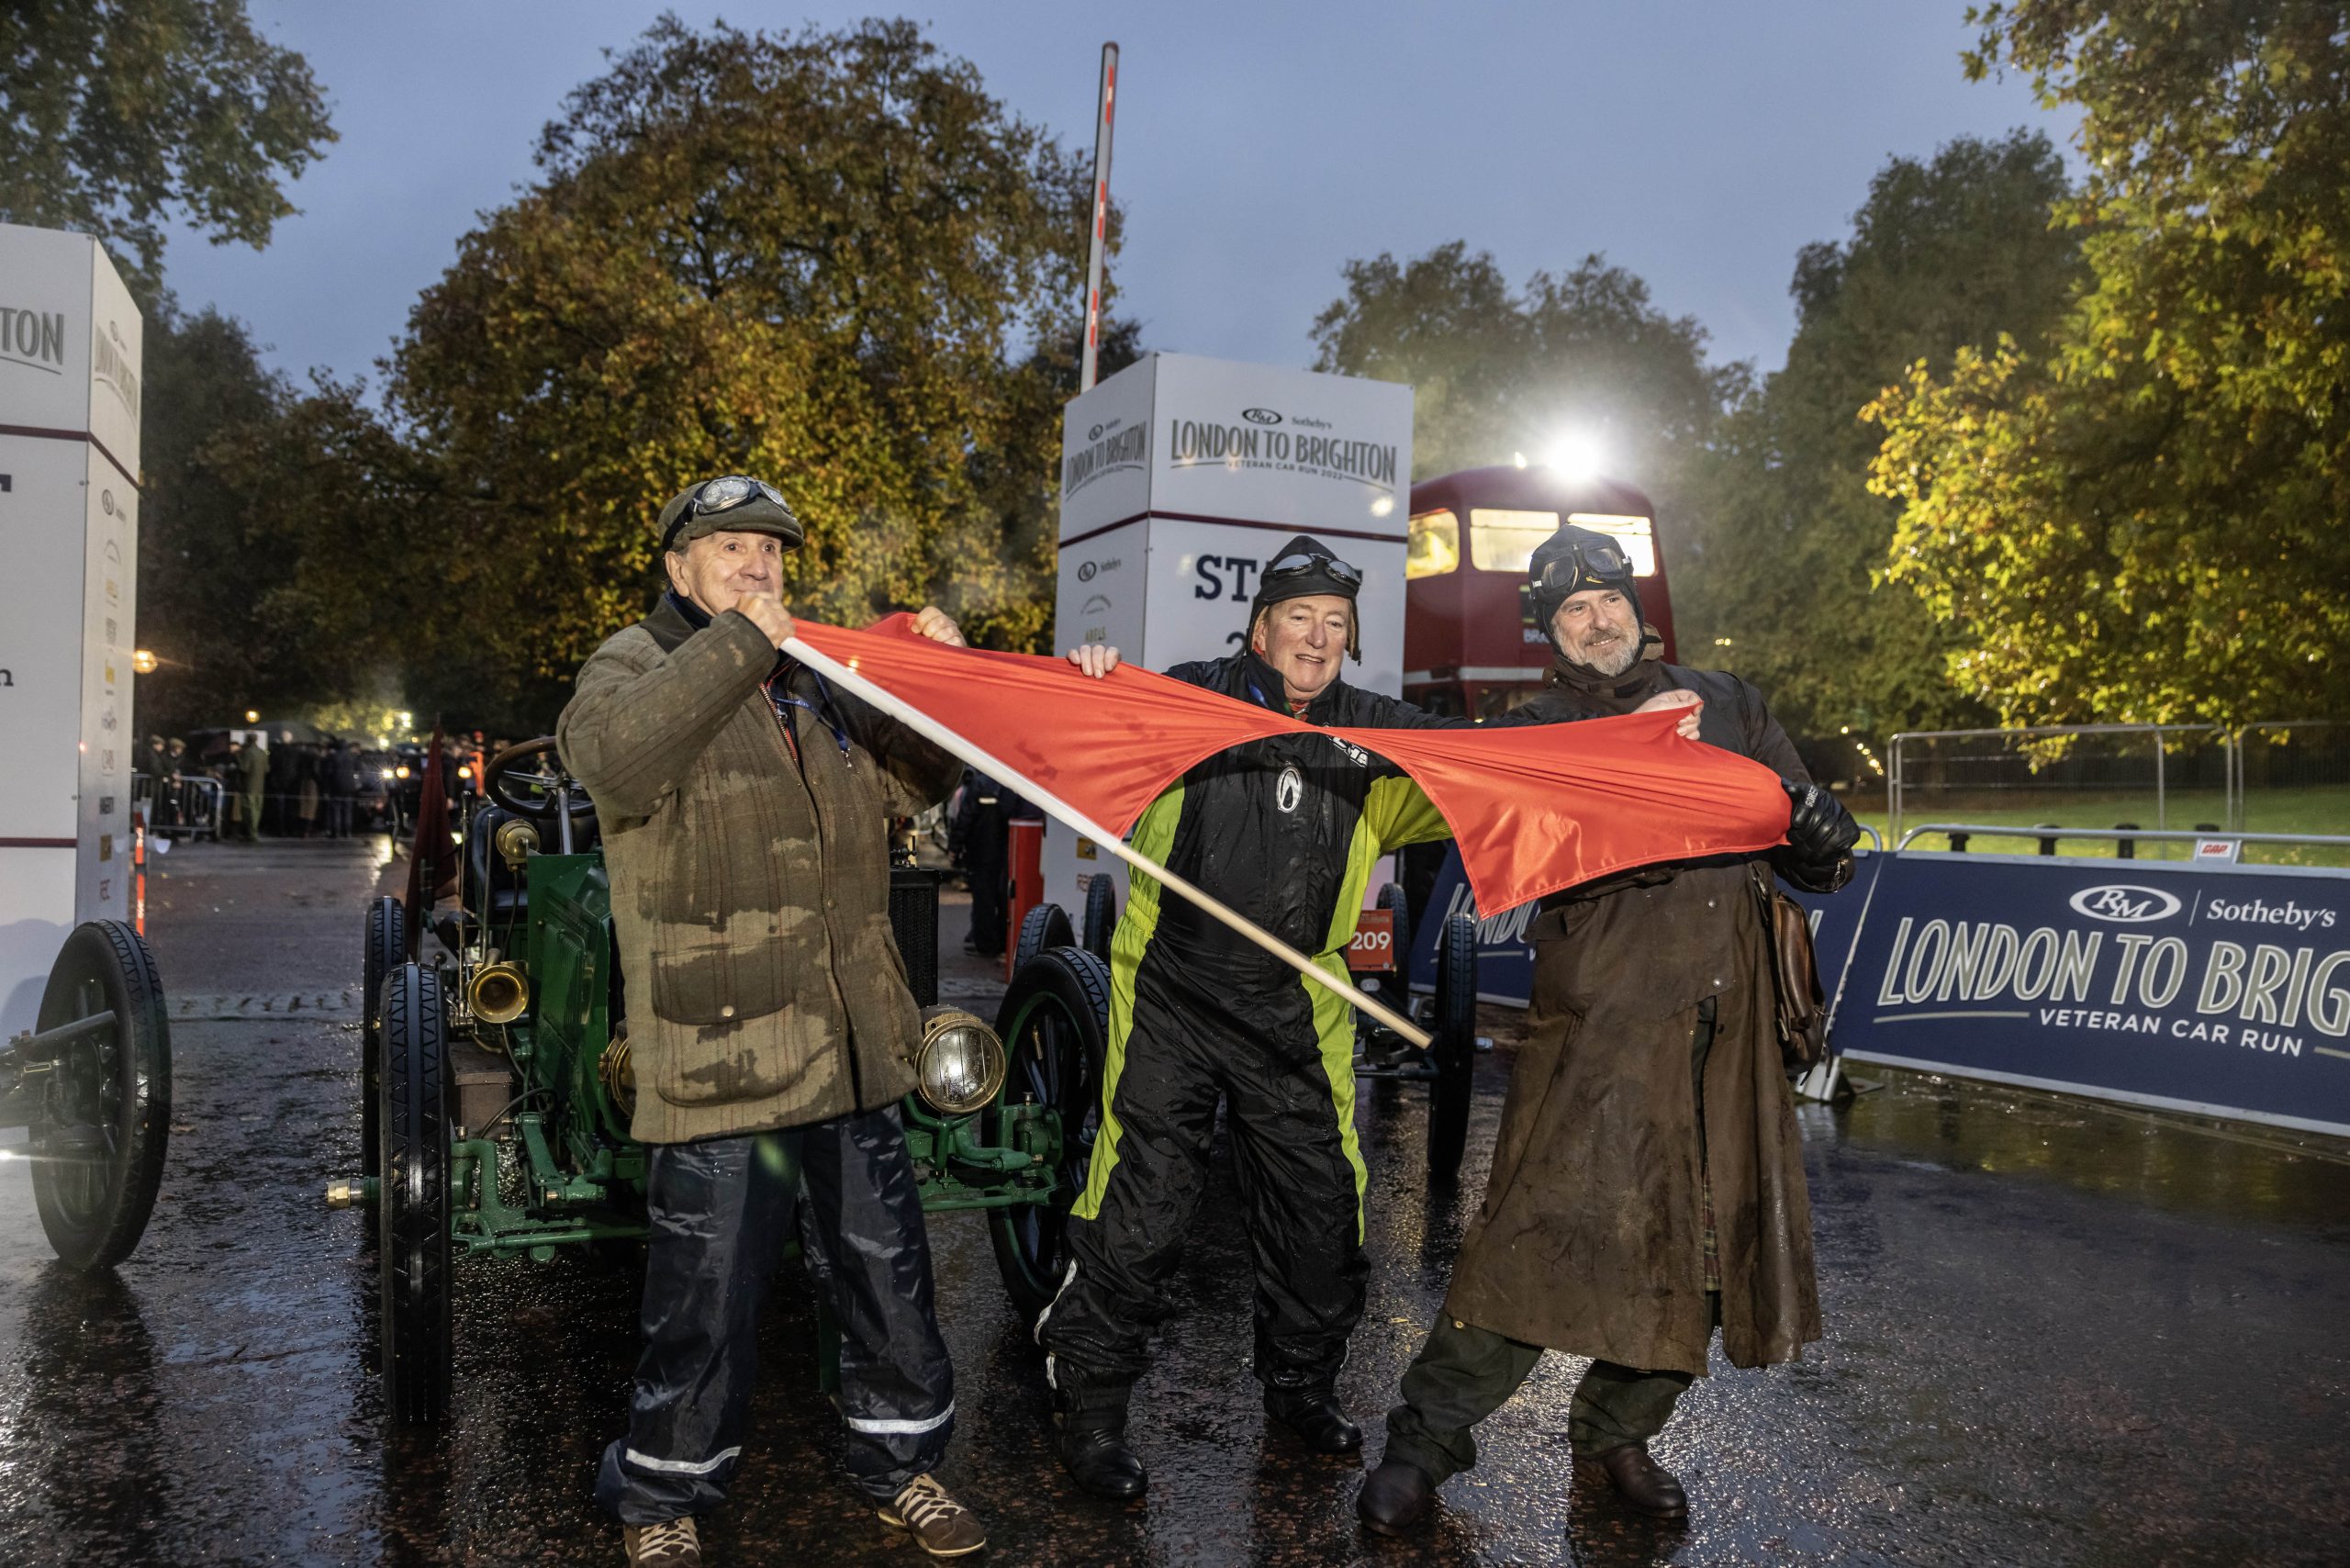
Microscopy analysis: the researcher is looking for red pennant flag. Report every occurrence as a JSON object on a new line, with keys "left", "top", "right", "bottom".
{"left": 402, "top": 726, "right": 457, "bottom": 955}
{"left": 792, "top": 616, "right": 1789, "bottom": 914}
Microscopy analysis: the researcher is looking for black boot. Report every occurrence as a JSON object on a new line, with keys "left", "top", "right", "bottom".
{"left": 1572, "top": 1443, "right": 1688, "bottom": 1519}
{"left": 1263, "top": 1385, "right": 1363, "bottom": 1454}
{"left": 1052, "top": 1379, "right": 1147, "bottom": 1501}
{"left": 1357, "top": 1459, "right": 1435, "bottom": 1536}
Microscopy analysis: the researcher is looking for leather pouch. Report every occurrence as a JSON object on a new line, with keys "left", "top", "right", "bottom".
{"left": 1752, "top": 866, "right": 1828, "bottom": 1070}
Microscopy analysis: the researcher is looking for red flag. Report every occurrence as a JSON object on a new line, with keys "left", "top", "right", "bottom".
{"left": 793, "top": 616, "right": 1790, "bottom": 915}
{"left": 402, "top": 727, "right": 456, "bottom": 956}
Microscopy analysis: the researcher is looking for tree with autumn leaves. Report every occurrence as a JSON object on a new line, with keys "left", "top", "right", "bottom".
{"left": 1867, "top": 0, "right": 2350, "bottom": 726}
{"left": 385, "top": 17, "right": 1118, "bottom": 700}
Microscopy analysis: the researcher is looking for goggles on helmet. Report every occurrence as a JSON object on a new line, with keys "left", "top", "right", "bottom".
{"left": 1533, "top": 538, "right": 1631, "bottom": 600}
{"left": 661, "top": 475, "right": 793, "bottom": 553}
{"left": 1263, "top": 550, "right": 1364, "bottom": 592}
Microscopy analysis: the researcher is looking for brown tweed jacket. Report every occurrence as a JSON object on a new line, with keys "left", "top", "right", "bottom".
{"left": 556, "top": 596, "right": 957, "bottom": 1143}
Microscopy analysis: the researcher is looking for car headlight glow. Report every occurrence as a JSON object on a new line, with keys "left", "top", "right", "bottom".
{"left": 914, "top": 1007, "right": 1006, "bottom": 1115}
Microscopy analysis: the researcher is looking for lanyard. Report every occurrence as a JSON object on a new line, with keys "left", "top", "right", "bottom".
{"left": 1248, "top": 678, "right": 1312, "bottom": 720}
{"left": 768, "top": 665, "right": 854, "bottom": 763}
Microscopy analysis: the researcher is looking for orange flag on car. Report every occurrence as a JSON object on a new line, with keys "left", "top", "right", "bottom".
{"left": 790, "top": 614, "right": 1790, "bottom": 915}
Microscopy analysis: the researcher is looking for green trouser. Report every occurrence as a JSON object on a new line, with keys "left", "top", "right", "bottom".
{"left": 241, "top": 790, "right": 263, "bottom": 841}
{"left": 1383, "top": 999, "right": 1720, "bottom": 1485}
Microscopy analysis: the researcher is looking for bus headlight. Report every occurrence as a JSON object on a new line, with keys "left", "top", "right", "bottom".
{"left": 914, "top": 1007, "right": 1006, "bottom": 1115}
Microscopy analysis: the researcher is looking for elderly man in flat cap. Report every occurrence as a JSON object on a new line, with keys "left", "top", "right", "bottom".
{"left": 559, "top": 476, "right": 984, "bottom": 1566}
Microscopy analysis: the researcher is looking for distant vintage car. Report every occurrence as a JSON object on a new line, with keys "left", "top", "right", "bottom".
{"left": 336, "top": 738, "right": 1109, "bottom": 1425}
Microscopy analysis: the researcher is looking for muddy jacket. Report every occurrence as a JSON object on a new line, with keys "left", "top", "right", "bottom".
{"left": 1441, "top": 653, "right": 1839, "bottom": 1375}
{"left": 557, "top": 595, "right": 957, "bottom": 1144}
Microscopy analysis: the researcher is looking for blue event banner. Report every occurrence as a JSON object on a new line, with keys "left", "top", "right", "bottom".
{"left": 1825, "top": 853, "right": 2350, "bottom": 1136}
{"left": 1408, "top": 846, "right": 1882, "bottom": 1009}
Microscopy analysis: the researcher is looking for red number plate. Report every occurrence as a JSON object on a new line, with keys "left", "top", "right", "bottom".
{"left": 1347, "top": 909, "right": 1395, "bottom": 972}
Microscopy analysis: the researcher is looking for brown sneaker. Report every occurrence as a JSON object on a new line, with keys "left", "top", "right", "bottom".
{"left": 878, "top": 1473, "right": 988, "bottom": 1558}
{"left": 621, "top": 1517, "right": 701, "bottom": 1566}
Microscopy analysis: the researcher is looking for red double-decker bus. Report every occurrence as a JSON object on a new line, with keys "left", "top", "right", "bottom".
{"left": 1401, "top": 465, "right": 1677, "bottom": 719}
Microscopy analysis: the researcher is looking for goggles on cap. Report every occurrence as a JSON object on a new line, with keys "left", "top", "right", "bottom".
{"left": 661, "top": 475, "right": 793, "bottom": 553}
{"left": 1264, "top": 550, "right": 1364, "bottom": 592}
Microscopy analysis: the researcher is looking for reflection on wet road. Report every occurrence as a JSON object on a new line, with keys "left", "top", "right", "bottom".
{"left": 1, "top": 838, "right": 2344, "bottom": 1564}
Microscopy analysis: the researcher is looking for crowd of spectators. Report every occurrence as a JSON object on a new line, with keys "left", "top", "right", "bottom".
{"left": 136, "top": 730, "right": 392, "bottom": 844}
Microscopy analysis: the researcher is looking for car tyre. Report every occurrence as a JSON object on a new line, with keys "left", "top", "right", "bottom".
{"left": 1377, "top": 880, "right": 1412, "bottom": 988}
{"left": 1428, "top": 913, "right": 1478, "bottom": 1181}
{"left": 987, "top": 946, "right": 1112, "bottom": 1322}
{"left": 362, "top": 897, "right": 406, "bottom": 1182}
{"left": 1013, "top": 902, "right": 1074, "bottom": 975}
{"left": 378, "top": 961, "right": 453, "bottom": 1425}
{"left": 1080, "top": 875, "right": 1117, "bottom": 961}
{"left": 28, "top": 920, "right": 173, "bottom": 1271}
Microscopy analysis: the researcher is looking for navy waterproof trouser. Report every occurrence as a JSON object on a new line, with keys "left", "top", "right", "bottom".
{"left": 596, "top": 1104, "right": 955, "bottom": 1522}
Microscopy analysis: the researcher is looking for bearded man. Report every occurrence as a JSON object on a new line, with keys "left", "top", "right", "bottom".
{"left": 1045, "top": 533, "right": 1706, "bottom": 1503}
{"left": 1360, "top": 523, "right": 1860, "bottom": 1533}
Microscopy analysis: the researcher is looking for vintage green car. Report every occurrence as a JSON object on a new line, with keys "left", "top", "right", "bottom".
{"left": 335, "top": 739, "right": 1109, "bottom": 1425}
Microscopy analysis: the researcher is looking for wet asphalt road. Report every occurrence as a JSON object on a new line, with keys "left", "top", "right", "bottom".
{"left": 2, "top": 837, "right": 2346, "bottom": 1566}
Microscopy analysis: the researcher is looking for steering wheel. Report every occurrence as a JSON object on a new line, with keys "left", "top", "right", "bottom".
{"left": 484, "top": 737, "right": 595, "bottom": 822}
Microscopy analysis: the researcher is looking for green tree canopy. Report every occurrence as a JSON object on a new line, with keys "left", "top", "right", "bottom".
{"left": 1683, "top": 130, "right": 2080, "bottom": 749}
{"left": 388, "top": 15, "right": 1116, "bottom": 700}
{"left": 135, "top": 309, "right": 439, "bottom": 734}
{"left": 1867, "top": 1, "right": 2350, "bottom": 725}
{"left": 0, "top": 0, "right": 334, "bottom": 300}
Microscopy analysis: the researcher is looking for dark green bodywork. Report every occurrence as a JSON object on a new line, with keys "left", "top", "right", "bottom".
{"left": 432, "top": 844, "right": 1058, "bottom": 1259}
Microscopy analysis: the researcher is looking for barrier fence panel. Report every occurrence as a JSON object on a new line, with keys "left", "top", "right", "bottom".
{"left": 2236, "top": 722, "right": 2350, "bottom": 868}
{"left": 1814, "top": 851, "right": 2350, "bottom": 1137}
{"left": 131, "top": 774, "right": 225, "bottom": 842}
{"left": 1887, "top": 723, "right": 2235, "bottom": 857}
{"left": 1888, "top": 721, "right": 2350, "bottom": 868}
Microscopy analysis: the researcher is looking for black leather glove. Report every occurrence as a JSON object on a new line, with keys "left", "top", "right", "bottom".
{"left": 1781, "top": 778, "right": 1861, "bottom": 891}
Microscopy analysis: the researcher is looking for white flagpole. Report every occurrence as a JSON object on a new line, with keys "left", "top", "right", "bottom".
{"left": 783, "top": 636, "right": 1433, "bottom": 1050}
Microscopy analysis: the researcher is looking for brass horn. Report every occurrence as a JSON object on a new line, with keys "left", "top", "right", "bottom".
{"left": 494, "top": 816, "right": 541, "bottom": 868}
{"left": 599, "top": 1029, "right": 636, "bottom": 1120}
{"left": 467, "top": 954, "right": 530, "bottom": 1025}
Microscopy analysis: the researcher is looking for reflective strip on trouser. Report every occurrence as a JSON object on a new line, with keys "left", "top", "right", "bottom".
{"left": 596, "top": 1105, "right": 957, "bottom": 1523}
{"left": 1042, "top": 950, "right": 1369, "bottom": 1394}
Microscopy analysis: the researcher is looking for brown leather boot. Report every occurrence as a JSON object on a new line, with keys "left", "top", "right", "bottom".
{"left": 1572, "top": 1444, "right": 1688, "bottom": 1518}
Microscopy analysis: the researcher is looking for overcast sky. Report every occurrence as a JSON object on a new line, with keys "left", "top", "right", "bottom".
{"left": 161, "top": 2, "right": 2073, "bottom": 389}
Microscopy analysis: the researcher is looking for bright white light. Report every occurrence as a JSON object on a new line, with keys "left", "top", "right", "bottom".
{"left": 1369, "top": 496, "right": 1394, "bottom": 518}
{"left": 1542, "top": 431, "right": 1606, "bottom": 480}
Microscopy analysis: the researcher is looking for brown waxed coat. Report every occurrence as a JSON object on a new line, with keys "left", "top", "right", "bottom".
{"left": 1441, "top": 654, "right": 1827, "bottom": 1376}
{"left": 556, "top": 596, "right": 957, "bottom": 1145}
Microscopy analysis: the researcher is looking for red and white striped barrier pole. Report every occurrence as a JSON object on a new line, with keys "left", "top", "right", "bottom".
{"left": 1080, "top": 41, "right": 1120, "bottom": 393}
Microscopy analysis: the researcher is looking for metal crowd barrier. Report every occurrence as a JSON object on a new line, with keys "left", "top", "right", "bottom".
{"left": 1897, "top": 823, "right": 2350, "bottom": 857}
{"left": 132, "top": 776, "right": 226, "bottom": 842}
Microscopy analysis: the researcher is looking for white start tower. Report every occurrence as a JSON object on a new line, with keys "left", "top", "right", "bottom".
{"left": 0, "top": 225, "right": 144, "bottom": 1035}
{"left": 1046, "top": 353, "right": 1414, "bottom": 913}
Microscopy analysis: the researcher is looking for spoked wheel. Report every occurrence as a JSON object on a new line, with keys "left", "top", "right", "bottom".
{"left": 378, "top": 962, "right": 453, "bottom": 1425}
{"left": 987, "top": 946, "right": 1112, "bottom": 1322}
{"left": 1427, "top": 913, "right": 1478, "bottom": 1181}
{"left": 362, "top": 897, "right": 406, "bottom": 1182}
{"left": 1080, "top": 875, "right": 1117, "bottom": 960}
{"left": 1013, "top": 902, "right": 1074, "bottom": 975}
{"left": 28, "top": 921, "right": 173, "bottom": 1271}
